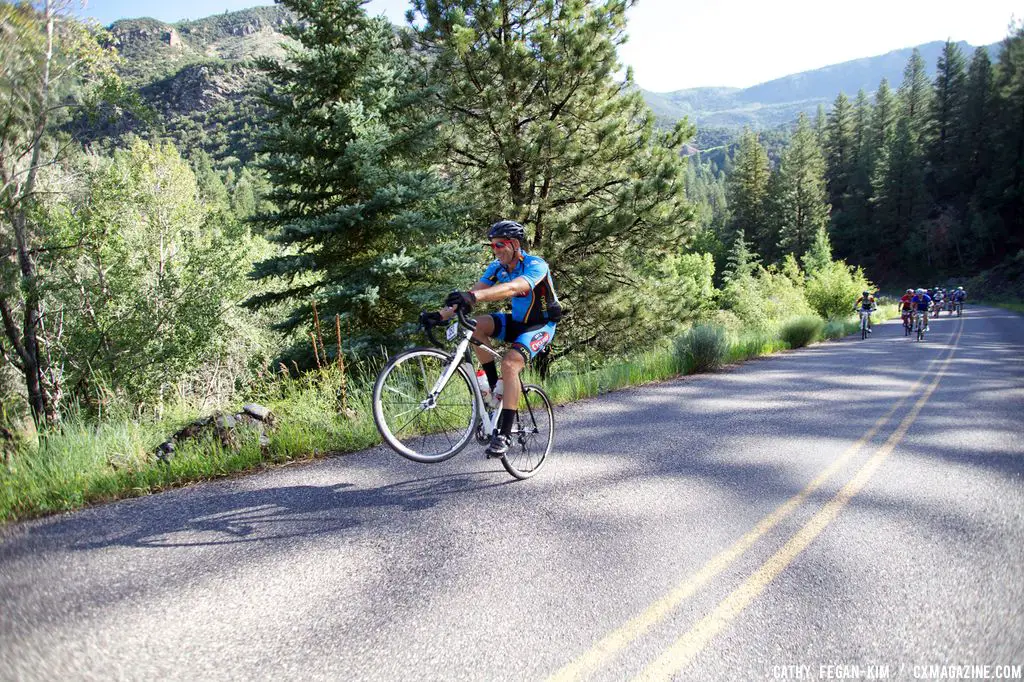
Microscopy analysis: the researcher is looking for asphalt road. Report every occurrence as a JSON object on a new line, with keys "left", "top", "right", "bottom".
{"left": 2, "top": 306, "right": 1022, "bottom": 681}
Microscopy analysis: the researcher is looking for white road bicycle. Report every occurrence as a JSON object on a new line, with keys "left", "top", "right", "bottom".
{"left": 915, "top": 310, "right": 926, "bottom": 341}
{"left": 858, "top": 308, "right": 873, "bottom": 339}
{"left": 372, "top": 304, "right": 553, "bottom": 480}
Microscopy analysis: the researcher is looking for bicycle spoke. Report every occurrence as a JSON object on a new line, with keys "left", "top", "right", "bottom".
{"left": 384, "top": 404, "right": 423, "bottom": 421}
{"left": 384, "top": 384, "right": 418, "bottom": 401}
{"left": 373, "top": 348, "right": 479, "bottom": 463}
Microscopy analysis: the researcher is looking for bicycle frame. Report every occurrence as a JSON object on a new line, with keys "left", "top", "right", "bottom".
{"left": 425, "top": 324, "right": 502, "bottom": 437}
{"left": 424, "top": 307, "right": 521, "bottom": 439}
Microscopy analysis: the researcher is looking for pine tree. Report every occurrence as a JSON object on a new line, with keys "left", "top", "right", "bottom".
{"left": 992, "top": 22, "right": 1024, "bottom": 254}
{"left": 899, "top": 48, "right": 932, "bottom": 141}
{"left": 722, "top": 229, "right": 758, "bottom": 283}
{"left": 802, "top": 226, "right": 834, "bottom": 275}
{"left": 410, "top": 0, "right": 695, "bottom": 357}
{"left": 963, "top": 47, "right": 996, "bottom": 198}
{"left": 824, "top": 92, "right": 855, "bottom": 229}
{"left": 814, "top": 103, "right": 827, "bottom": 149}
{"left": 874, "top": 117, "right": 929, "bottom": 272}
{"left": 871, "top": 50, "right": 933, "bottom": 275}
{"left": 246, "top": 0, "right": 471, "bottom": 358}
{"left": 871, "top": 79, "right": 897, "bottom": 151}
{"left": 773, "top": 113, "right": 831, "bottom": 260}
{"left": 927, "top": 40, "right": 968, "bottom": 208}
{"left": 837, "top": 89, "right": 875, "bottom": 260}
{"left": 726, "top": 129, "right": 772, "bottom": 259}
{"left": 962, "top": 46, "right": 999, "bottom": 263}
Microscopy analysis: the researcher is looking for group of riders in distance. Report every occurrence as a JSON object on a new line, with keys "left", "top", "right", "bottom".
{"left": 855, "top": 286, "right": 967, "bottom": 341}
{"left": 373, "top": 219, "right": 970, "bottom": 476}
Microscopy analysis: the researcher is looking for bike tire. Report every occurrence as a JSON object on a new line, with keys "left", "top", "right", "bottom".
{"left": 372, "top": 347, "right": 478, "bottom": 463}
{"left": 500, "top": 384, "right": 553, "bottom": 480}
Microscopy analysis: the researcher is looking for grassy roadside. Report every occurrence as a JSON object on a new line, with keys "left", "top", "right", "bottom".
{"left": 979, "top": 299, "right": 1024, "bottom": 315}
{"left": 0, "top": 310, "right": 896, "bottom": 524}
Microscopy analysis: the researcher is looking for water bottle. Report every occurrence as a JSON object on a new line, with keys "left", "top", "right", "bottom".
{"left": 493, "top": 379, "right": 504, "bottom": 407}
{"left": 475, "top": 370, "right": 492, "bottom": 405}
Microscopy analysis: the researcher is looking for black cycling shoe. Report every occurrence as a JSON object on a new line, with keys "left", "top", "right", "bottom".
{"left": 485, "top": 433, "right": 512, "bottom": 458}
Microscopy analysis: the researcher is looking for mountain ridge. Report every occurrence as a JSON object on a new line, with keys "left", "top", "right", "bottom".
{"left": 644, "top": 39, "right": 1002, "bottom": 128}
{"left": 93, "top": 5, "right": 1007, "bottom": 162}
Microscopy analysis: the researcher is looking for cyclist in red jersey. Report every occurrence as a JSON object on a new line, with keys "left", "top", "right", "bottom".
{"left": 898, "top": 288, "right": 914, "bottom": 331}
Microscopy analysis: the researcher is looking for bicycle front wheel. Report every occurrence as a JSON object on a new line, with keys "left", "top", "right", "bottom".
{"left": 501, "top": 384, "right": 554, "bottom": 480}
{"left": 373, "top": 348, "right": 478, "bottom": 463}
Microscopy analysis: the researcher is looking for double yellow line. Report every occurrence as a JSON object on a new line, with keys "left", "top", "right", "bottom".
{"left": 550, "top": 318, "right": 964, "bottom": 682}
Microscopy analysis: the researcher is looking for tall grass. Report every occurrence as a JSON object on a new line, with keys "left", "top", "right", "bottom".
{"left": 675, "top": 325, "right": 729, "bottom": 373}
{"left": 780, "top": 316, "right": 825, "bottom": 348}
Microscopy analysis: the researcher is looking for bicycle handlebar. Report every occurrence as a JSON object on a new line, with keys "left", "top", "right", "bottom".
{"left": 420, "top": 303, "right": 477, "bottom": 349}
{"left": 454, "top": 304, "right": 476, "bottom": 330}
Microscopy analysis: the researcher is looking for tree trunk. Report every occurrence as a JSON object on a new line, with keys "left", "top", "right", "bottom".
{"left": 2, "top": 1, "right": 57, "bottom": 427}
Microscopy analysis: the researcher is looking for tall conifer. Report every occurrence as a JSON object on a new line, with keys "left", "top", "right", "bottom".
{"left": 247, "top": 0, "right": 469, "bottom": 357}
{"left": 927, "top": 40, "right": 968, "bottom": 207}
{"left": 410, "top": 0, "right": 695, "bottom": 356}
{"left": 824, "top": 92, "right": 855, "bottom": 229}
{"left": 726, "top": 129, "right": 772, "bottom": 259}
{"left": 774, "top": 113, "right": 831, "bottom": 260}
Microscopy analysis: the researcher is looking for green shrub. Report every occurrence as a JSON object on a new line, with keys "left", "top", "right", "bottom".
{"left": 675, "top": 325, "right": 728, "bottom": 373}
{"left": 823, "top": 319, "right": 854, "bottom": 339}
{"left": 804, "top": 260, "right": 871, "bottom": 320}
{"left": 780, "top": 316, "right": 825, "bottom": 348}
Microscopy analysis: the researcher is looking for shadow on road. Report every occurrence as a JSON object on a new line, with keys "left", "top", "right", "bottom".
{"left": 2, "top": 468, "right": 511, "bottom": 557}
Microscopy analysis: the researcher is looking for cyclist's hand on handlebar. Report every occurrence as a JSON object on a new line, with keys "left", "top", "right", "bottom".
{"left": 445, "top": 290, "right": 476, "bottom": 311}
{"left": 420, "top": 311, "right": 442, "bottom": 327}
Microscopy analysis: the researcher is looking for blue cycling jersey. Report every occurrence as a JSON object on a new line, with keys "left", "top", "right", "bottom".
{"left": 911, "top": 293, "right": 932, "bottom": 311}
{"left": 479, "top": 251, "right": 560, "bottom": 325}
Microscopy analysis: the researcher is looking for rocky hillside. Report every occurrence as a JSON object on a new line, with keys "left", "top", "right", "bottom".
{"left": 109, "top": 6, "right": 295, "bottom": 83}
{"left": 76, "top": 7, "right": 298, "bottom": 165}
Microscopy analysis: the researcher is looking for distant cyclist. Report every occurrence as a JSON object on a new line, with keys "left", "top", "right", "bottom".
{"left": 855, "top": 290, "right": 877, "bottom": 333}
{"left": 911, "top": 288, "right": 932, "bottom": 331}
{"left": 432, "top": 220, "right": 561, "bottom": 458}
{"left": 952, "top": 286, "right": 966, "bottom": 313}
{"left": 899, "top": 288, "right": 914, "bottom": 326}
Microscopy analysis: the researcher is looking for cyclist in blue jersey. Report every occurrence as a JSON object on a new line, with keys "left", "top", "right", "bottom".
{"left": 435, "top": 220, "right": 561, "bottom": 458}
{"left": 911, "top": 288, "right": 932, "bottom": 331}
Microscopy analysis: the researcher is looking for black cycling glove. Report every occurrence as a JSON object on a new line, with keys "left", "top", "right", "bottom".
{"left": 445, "top": 290, "right": 477, "bottom": 310}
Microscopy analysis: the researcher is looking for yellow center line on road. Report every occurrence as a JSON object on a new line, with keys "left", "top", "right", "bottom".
{"left": 548, "top": 320, "right": 962, "bottom": 682}
{"left": 633, "top": 319, "right": 964, "bottom": 682}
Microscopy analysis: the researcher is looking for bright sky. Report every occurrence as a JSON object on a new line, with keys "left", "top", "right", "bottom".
{"left": 78, "top": 0, "right": 1020, "bottom": 92}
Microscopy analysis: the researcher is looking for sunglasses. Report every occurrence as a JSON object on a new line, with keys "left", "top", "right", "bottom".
{"left": 488, "top": 240, "right": 512, "bottom": 250}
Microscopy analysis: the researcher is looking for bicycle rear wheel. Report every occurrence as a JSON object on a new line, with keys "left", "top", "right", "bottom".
{"left": 372, "top": 348, "right": 478, "bottom": 463}
{"left": 501, "top": 384, "right": 553, "bottom": 480}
